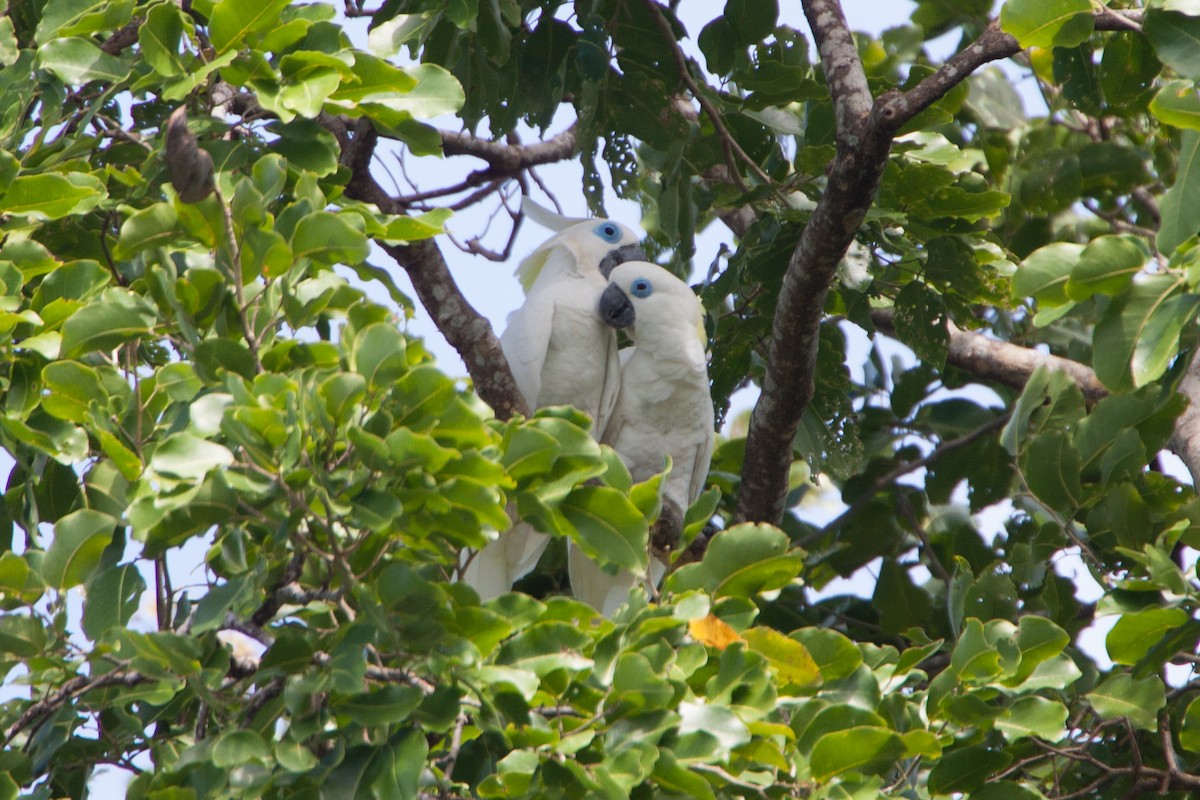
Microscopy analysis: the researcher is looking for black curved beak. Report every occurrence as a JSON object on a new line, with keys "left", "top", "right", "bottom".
{"left": 599, "top": 283, "right": 635, "bottom": 329}
{"left": 599, "top": 244, "right": 648, "bottom": 279}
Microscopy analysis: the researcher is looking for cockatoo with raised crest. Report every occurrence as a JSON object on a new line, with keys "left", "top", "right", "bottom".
{"left": 568, "top": 261, "right": 715, "bottom": 615}
{"left": 461, "top": 199, "right": 646, "bottom": 600}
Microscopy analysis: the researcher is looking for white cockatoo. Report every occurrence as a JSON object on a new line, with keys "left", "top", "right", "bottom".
{"left": 461, "top": 199, "right": 646, "bottom": 600}
{"left": 568, "top": 261, "right": 715, "bottom": 615}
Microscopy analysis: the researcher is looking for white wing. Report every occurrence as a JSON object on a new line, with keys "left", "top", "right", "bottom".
{"left": 499, "top": 293, "right": 556, "bottom": 410}
{"left": 567, "top": 544, "right": 666, "bottom": 617}
{"left": 462, "top": 523, "right": 551, "bottom": 601}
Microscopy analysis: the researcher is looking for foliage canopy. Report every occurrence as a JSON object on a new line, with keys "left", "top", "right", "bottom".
{"left": 6, "top": 0, "right": 1200, "bottom": 798}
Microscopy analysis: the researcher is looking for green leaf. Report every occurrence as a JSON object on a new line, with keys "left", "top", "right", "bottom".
{"left": 82, "top": 564, "right": 144, "bottom": 639}
{"left": 333, "top": 686, "right": 423, "bottom": 726}
{"left": 113, "top": 203, "right": 182, "bottom": 259}
{"left": 1020, "top": 430, "right": 1084, "bottom": 515}
{"left": 379, "top": 208, "right": 452, "bottom": 244}
{"left": 810, "top": 726, "right": 906, "bottom": 780}
{"left": 873, "top": 559, "right": 932, "bottom": 635}
{"left": 276, "top": 740, "right": 318, "bottom": 773}
{"left": 0, "top": 173, "right": 104, "bottom": 219}
{"left": 725, "top": 0, "right": 777, "bottom": 46}
{"left": 1009, "top": 615, "right": 1070, "bottom": 683}
{"left": 344, "top": 63, "right": 464, "bottom": 120}
{"left": 950, "top": 618, "right": 1003, "bottom": 683}
{"left": 42, "top": 509, "right": 115, "bottom": 589}
{"left": 1132, "top": 293, "right": 1200, "bottom": 387}
{"left": 1106, "top": 606, "right": 1189, "bottom": 665}
{"left": 1087, "top": 673, "right": 1165, "bottom": 731}
{"left": 1000, "top": 0, "right": 1093, "bottom": 48}
{"left": 927, "top": 746, "right": 1012, "bottom": 794}
{"left": 1100, "top": 31, "right": 1161, "bottom": 112}
{"left": 1012, "top": 242, "right": 1083, "bottom": 308}
{"left": 1092, "top": 272, "right": 1185, "bottom": 392}
{"left": 560, "top": 486, "right": 648, "bottom": 572}
{"left": 212, "top": 730, "right": 270, "bottom": 766}
{"left": 676, "top": 700, "right": 751, "bottom": 761}
{"left": 351, "top": 323, "right": 409, "bottom": 389}
{"left": 258, "top": 632, "right": 315, "bottom": 675}
{"left": 1145, "top": 9, "right": 1200, "bottom": 80}
{"left": 373, "top": 729, "right": 427, "bottom": 800}
{"left": 995, "top": 696, "right": 1067, "bottom": 742}
{"left": 1065, "top": 235, "right": 1149, "bottom": 300}
{"left": 138, "top": 3, "right": 187, "bottom": 78}
{"left": 320, "top": 373, "right": 367, "bottom": 425}
{"left": 41, "top": 360, "right": 105, "bottom": 423}
{"left": 148, "top": 433, "right": 235, "bottom": 480}
{"left": 789, "top": 627, "right": 863, "bottom": 683}
{"left": 892, "top": 280, "right": 948, "bottom": 367}
{"left": 209, "top": 0, "right": 292, "bottom": 52}
{"left": 1151, "top": 80, "right": 1200, "bottom": 129}
{"left": 1180, "top": 696, "right": 1200, "bottom": 752}
{"left": 0, "top": 613, "right": 48, "bottom": 661}
{"left": 1159, "top": 129, "right": 1200, "bottom": 254}
{"left": 293, "top": 211, "right": 370, "bottom": 266}
{"left": 329, "top": 52, "right": 416, "bottom": 103}
{"left": 666, "top": 523, "right": 799, "bottom": 597}
{"left": 59, "top": 287, "right": 157, "bottom": 357}
{"left": 1019, "top": 148, "right": 1082, "bottom": 214}
{"left": 37, "top": 36, "right": 130, "bottom": 84}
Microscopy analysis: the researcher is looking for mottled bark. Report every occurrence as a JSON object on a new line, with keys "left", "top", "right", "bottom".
{"left": 1170, "top": 363, "right": 1200, "bottom": 488}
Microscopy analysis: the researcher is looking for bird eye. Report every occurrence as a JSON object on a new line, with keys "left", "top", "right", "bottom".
{"left": 630, "top": 278, "right": 653, "bottom": 298}
{"left": 593, "top": 221, "right": 622, "bottom": 244}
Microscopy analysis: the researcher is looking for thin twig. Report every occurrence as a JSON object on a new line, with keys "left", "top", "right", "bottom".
{"left": 813, "top": 411, "right": 1012, "bottom": 541}
{"left": 640, "top": 0, "right": 771, "bottom": 190}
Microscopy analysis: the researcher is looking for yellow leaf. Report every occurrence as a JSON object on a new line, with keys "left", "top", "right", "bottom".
{"left": 688, "top": 614, "right": 743, "bottom": 650}
{"left": 743, "top": 626, "right": 822, "bottom": 687}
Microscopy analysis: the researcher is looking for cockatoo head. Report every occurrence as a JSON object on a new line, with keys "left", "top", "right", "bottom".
{"left": 515, "top": 198, "right": 646, "bottom": 291}
{"left": 599, "top": 262, "right": 706, "bottom": 353}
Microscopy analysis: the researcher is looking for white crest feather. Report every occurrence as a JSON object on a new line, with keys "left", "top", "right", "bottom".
{"left": 521, "top": 196, "right": 588, "bottom": 231}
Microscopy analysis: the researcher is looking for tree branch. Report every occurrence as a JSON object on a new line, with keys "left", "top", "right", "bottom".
{"left": 440, "top": 126, "right": 578, "bottom": 171}
{"left": 880, "top": 10, "right": 1144, "bottom": 127}
{"left": 736, "top": 0, "right": 893, "bottom": 524}
{"left": 379, "top": 239, "right": 530, "bottom": 419}
{"left": 640, "top": 0, "right": 770, "bottom": 189}
{"left": 733, "top": 4, "right": 1142, "bottom": 524}
{"left": 1169, "top": 357, "right": 1200, "bottom": 488}
{"left": 813, "top": 409, "right": 1012, "bottom": 541}
{"left": 4, "top": 671, "right": 146, "bottom": 744}
{"left": 329, "top": 115, "right": 532, "bottom": 420}
{"left": 871, "top": 309, "right": 1109, "bottom": 406}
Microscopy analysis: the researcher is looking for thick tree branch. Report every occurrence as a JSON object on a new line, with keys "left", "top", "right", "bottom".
{"left": 883, "top": 10, "right": 1144, "bottom": 127}
{"left": 1169, "top": 359, "right": 1200, "bottom": 488}
{"left": 380, "top": 239, "right": 529, "bottom": 419}
{"left": 871, "top": 309, "right": 1109, "bottom": 406}
{"left": 440, "top": 126, "right": 578, "bottom": 171}
{"left": 736, "top": 0, "right": 894, "bottom": 524}
{"left": 733, "top": 4, "right": 1142, "bottom": 524}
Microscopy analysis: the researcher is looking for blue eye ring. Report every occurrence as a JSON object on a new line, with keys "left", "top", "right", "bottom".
{"left": 630, "top": 277, "right": 653, "bottom": 298}
{"left": 594, "top": 221, "right": 622, "bottom": 243}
